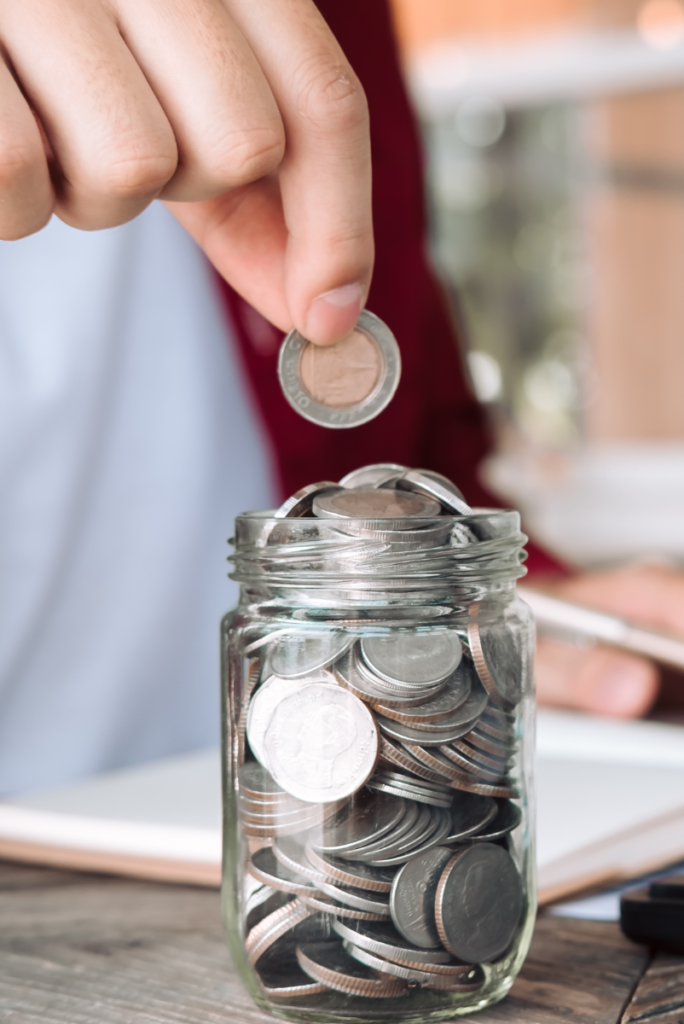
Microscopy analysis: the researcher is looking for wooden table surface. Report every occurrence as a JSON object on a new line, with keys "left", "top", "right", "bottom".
{"left": 1, "top": 859, "right": 683, "bottom": 1024}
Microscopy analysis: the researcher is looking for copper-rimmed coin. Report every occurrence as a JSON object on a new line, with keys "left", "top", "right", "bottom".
{"left": 256, "top": 943, "right": 329, "bottom": 998}
{"left": 335, "top": 648, "right": 445, "bottom": 708}
{"left": 468, "top": 604, "right": 523, "bottom": 711}
{"left": 389, "top": 846, "right": 453, "bottom": 948}
{"left": 296, "top": 941, "right": 408, "bottom": 998}
{"left": 249, "top": 847, "right": 323, "bottom": 898}
{"left": 445, "top": 793, "right": 497, "bottom": 842}
{"left": 368, "top": 810, "right": 452, "bottom": 867}
{"left": 395, "top": 468, "right": 472, "bottom": 516}
{"left": 266, "top": 631, "right": 354, "bottom": 679}
{"left": 434, "top": 844, "right": 523, "bottom": 963}
{"left": 304, "top": 843, "right": 395, "bottom": 893}
{"left": 367, "top": 778, "right": 452, "bottom": 810}
{"left": 477, "top": 714, "right": 517, "bottom": 742}
{"left": 435, "top": 745, "right": 507, "bottom": 783}
{"left": 335, "top": 803, "right": 421, "bottom": 862}
{"left": 445, "top": 772, "right": 519, "bottom": 800}
{"left": 460, "top": 726, "right": 517, "bottom": 759}
{"left": 278, "top": 311, "right": 402, "bottom": 430}
{"left": 361, "top": 630, "right": 462, "bottom": 688}
{"left": 452, "top": 735, "right": 515, "bottom": 770}
{"left": 402, "top": 744, "right": 474, "bottom": 783}
{"left": 238, "top": 762, "right": 286, "bottom": 801}
{"left": 264, "top": 683, "right": 378, "bottom": 803}
{"left": 376, "top": 706, "right": 483, "bottom": 746}
{"left": 374, "top": 665, "right": 471, "bottom": 725}
{"left": 272, "top": 837, "right": 328, "bottom": 885}
{"left": 274, "top": 481, "right": 341, "bottom": 519}
{"left": 246, "top": 888, "right": 290, "bottom": 933}
{"left": 246, "top": 898, "right": 313, "bottom": 962}
{"left": 379, "top": 735, "right": 453, "bottom": 784}
{"left": 316, "top": 879, "right": 392, "bottom": 915}
{"left": 470, "top": 799, "right": 522, "bottom": 841}
{"left": 332, "top": 919, "right": 453, "bottom": 965}
{"left": 308, "top": 790, "right": 406, "bottom": 854}
{"left": 313, "top": 487, "right": 441, "bottom": 526}
{"left": 343, "top": 941, "right": 451, "bottom": 985}
{"left": 350, "top": 804, "right": 433, "bottom": 862}
{"left": 297, "top": 892, "right": 391, "bottom": 921}
{"left": 340, "top": 464, "right": 407, "bottom": 489}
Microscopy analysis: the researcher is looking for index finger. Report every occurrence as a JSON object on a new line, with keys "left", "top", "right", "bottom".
{"left": 227, "top": 0, "right": 374, "bottom": 345}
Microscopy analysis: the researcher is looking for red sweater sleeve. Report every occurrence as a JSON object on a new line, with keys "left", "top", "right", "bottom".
{"left": 215, "top": 0, "right": 567, "bottom": 578}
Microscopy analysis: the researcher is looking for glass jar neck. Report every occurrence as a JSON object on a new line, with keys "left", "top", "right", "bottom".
{"left": 230, "top": 509, "right": 527, "bottom": 616}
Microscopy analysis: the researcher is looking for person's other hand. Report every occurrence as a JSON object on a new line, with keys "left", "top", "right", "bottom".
{"left": 533, "top": 562, "right": 684, "bottom": 717}
{"left": 0, "top": 0, "right": 372, "bottom": 344}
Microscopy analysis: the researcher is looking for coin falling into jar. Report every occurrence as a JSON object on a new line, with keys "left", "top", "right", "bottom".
{"left": 277, "top": 309, "right": 401, "bottom": 428}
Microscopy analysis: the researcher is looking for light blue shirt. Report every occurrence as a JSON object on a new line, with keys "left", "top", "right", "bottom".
{"left": 0, "top": 203, "right": 276, "bottom": 795}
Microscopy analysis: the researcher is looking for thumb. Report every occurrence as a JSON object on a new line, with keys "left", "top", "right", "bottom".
{"left": 535, "top": 638, "right": 659, "bottom": 718}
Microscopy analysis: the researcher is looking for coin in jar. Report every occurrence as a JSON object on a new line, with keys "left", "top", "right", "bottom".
{"left": 332, "top": 919, "right": 453, "bottom": 965}
{"left": 246, "top": 672, "right": 334, "bottom": 771}
{"left": 435, "top": 843, "right": 523, "bottom": 963}
{"left": 470, "top": 799, "right": 522, "bottom": 841}
{"left": 277, "top": 310, "right": 401, "bottom": 429}
{"left": 267, "top": 631, "right": 354, "bottom": 678}
{"left": 256, "top": 942, "right": 329, "bottom": 998}
{"left": 313, "top": 487, "right": 440, "bottom": 524}
{"left": 296, "top": 941, "right": 408, "bottom": 998}
{"left": 389, "top": 846, "right": 453, "bottom": 948}
{"left": 249, "top": 847, "right": 323, "bottom": 898}
{"left": 361, "top": 630, "right": 462, "bottom": 688}
{"left": 264, "top": 684, "right": 379, "bottom": 803}
{"left": 273, "top": 481, "right": 341, "bottom": 518}
{"left": 308, "top": 790, "right": 406, "bottom": 854}
{"left": 444, "top": 793, "right": 497, "bottom": 842}
{"left": 395, "top": 468, "right": 472, "bottom": 516}
{"left": 339, "top": 463, "right": 407, "bottom": 489}
{"left": 374, "top": 665, "right": 471, "bottom": 724}
{"left": 304, "top": 843, "right": 395, "bottom": 893}
{"left": 468, "top": 604, "right": 524, "bottom": 711}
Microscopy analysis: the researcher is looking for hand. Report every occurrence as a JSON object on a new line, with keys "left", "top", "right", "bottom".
{"left": 0, "top": 0, "right": 373, "bottom": 344}
{"left": 533, "top": 562, "right": 684, "bottom": 718}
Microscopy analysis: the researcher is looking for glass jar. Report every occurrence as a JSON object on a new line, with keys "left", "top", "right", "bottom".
{"left": 221, "top": 502, "right": 535, "bottom": 1022}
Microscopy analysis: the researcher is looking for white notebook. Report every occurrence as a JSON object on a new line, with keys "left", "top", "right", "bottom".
{"left": 1, "top": 710, "right": 683, "bottom": 904}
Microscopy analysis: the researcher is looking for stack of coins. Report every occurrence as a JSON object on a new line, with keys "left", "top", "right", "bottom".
{"left": 234, "top": 464, "right": 528, "bottom": 1002}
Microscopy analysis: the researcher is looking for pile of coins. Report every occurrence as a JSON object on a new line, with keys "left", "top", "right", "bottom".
{"left": 232, "top": 464, "right": 527, "bottom": 1002}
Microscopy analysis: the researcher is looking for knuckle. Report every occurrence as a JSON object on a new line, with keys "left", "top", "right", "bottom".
{"left": 92, "top": 142, "right": 177, "bottom": 200}
{"left": 296, "top": 60, "right": 368, "bottom": 134}
{"left": 0, "top": 138, "right": 41, "bottom": 191}
{"left": 205, "top": 124, "right": 285, "bottom": 189}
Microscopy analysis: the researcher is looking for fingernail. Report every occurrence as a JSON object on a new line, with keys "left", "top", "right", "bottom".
{"left": 594, "top": 665, "right": 654, "bottom": 716}
{"left": 306, "top": 284, "right": 364, "bottom": 343}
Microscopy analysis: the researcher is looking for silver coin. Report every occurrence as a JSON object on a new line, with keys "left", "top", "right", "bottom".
{"left": 374, "top": 666, "right": 471, "bottom": 724}
{"left": 376, "top": 707, "right": 482, "bottom": 746}
{"left": 273, "top": 481, "right": 341, "bottom": 518}
{"left": 470, "top": 799, "right": 522, "bottom": 841}
{"left": 396, "top": 468, "right": 472, "bottom": 516}
{"left": 332, "top": 919, "right": 453, "bottom": 965}
{"left": 368, "top": 809, "right": 453, "bottom": 867}
{"left": 468, "top": 604, "right": 523, "bottom": 711}
{"left": 246, "top": 898, "right": 314, "bottom": 962}
{"left": 351, "top": 804, "right": 433, "bottom": 862}
{"left": 264, "top": 683, "right": 378, "bottom": 803}
{"left": 335, "top": 649, "right": 444, "bottom": 709}
{"left": 452, "top": 735, "right": 515, "bottom": 770}
{"left": 435, "top": 844, "right": 523, "bottom": 962}
{"left": 372, "top": 769, "right": 453, "bottom": 796}
{"left": 402, "top": 743, "right": 475, "bottom": 783}
{"left": 460, "top": 727, "right": 517, "bottom": 760}
{"left": 297, "top": 891, "right": 391, "bottom": 921}
{"left": 343, "top": 941, "right": 450, "bottom": 984}
{"left": 309, "top": 790, "right": 407, "bottom": 853}
{"left": 256, "top": 942, "right": 329, "bottom": 998}
{"left": 296, "top": 941, "right": 408, "bottom": 998}
{"left": 246, "top": 672, "right": 334, "bottom": 771}
{"left": 445, "top": 793, "right": 497, "bottom": 842}
{"left": 361, "top": 630, "right": 462, "bottom": 688}
{"left": 313, "top": 487, "right": 441, "bottom": 524}
{"left": 433, "top": 745, "right": 507, "bottom": 783}
{"left": 267, "top": 632, "right": 354, "bottom": 678}
{"left": 316, "top": 879, "right": 392, "bottom": 915}
{"left": 245, "top": 885, "right": 280, "bottom": 929}
{"left": 335, "top": 803, "right": 421, "bottom": 861}
{"left": 365, "top": 779, "right": 452, "bottom": 809}
{"left": 379, "top": 734, "right": 454, "bottom": 783}
{"left": 339, "top": 464, "right": 408, "bottom": 489}
{"left": 238, "top": 762, "right": 286, "bottom": 800}
{"left": 271, "top": 837, "right": 328, "bottom": 885}
{"left": 277, "top": 310, "right": 402, "bottom": 430}
{"left": 304, "top": 843, "right": 395, "bottom": 893}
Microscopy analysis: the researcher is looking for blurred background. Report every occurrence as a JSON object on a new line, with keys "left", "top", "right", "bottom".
{"left": 390, "top": 0, "right": 684, "bottom": 569}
